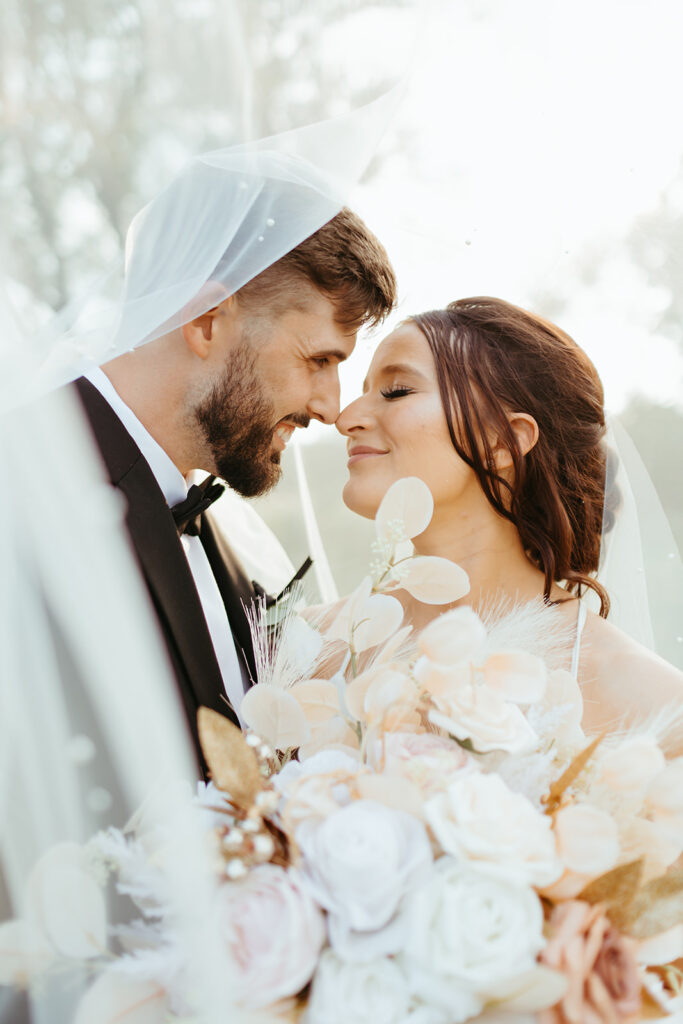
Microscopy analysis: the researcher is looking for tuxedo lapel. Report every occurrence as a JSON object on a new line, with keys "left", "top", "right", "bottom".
{"left": 73, "top": 377, "right": 240, "bottom": 732}
{"left": 200, "top": 514, "right": 257, "bottom": 684}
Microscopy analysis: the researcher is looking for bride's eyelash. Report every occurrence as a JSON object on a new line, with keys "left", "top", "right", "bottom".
{"left": 380, "top": 386, "right": 413, "bottom": 399}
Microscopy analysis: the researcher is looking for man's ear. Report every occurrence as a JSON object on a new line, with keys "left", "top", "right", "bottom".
{"left": 180, "top": 295, "right": 237, "bottom": 360}
{"left": 493, "top": 412, "right": 539, "bottom": 470}
{"left": 180, "top": 311, "right": 216, "bottom": 359}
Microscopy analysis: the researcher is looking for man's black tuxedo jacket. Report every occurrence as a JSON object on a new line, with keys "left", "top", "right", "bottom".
{"left": 74, "top": 376, "right": 258, "bottom": 772}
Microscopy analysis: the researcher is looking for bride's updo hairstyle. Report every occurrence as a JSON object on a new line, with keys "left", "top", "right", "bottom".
{"left": 409, "top": 297, "right": 610, "bottom": 615}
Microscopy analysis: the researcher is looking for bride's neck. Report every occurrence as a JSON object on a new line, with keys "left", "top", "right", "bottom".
{"left": 408, "top": 503, "right": 548, "bottom": 624}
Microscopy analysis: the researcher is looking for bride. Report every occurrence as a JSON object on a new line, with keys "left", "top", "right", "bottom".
{"left": 335, "top": 295, "right": 683, "bottom": 741}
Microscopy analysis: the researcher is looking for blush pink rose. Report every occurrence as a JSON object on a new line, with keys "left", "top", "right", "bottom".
{"left": 215, "top": 864, "right": 325, "bottom": 1009}
{"left": 539, "top": 900, "right": 642, "bottom": 1024}
{"left": 369, "top": 731, "right": 476, "bottom": 798}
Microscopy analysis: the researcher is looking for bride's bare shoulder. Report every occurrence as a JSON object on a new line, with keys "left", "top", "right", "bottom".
{"left": 579, "top": 610, "right": 683, "bottom": 746}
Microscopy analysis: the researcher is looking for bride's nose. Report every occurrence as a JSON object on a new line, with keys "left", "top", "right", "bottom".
{"left": 335, "top": 394, "right": 374, "bottom": 436}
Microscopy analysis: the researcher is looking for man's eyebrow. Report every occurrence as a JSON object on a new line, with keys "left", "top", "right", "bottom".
{"left": 311, "top": 348, "right": 349, "bottom": 363}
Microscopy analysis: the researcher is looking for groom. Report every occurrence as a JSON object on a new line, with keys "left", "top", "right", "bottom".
{"left": 75, "top": 207, "right": 396, "bottom": 770}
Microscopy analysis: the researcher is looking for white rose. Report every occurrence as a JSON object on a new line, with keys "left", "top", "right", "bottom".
{"left": 402, "top": 858, "right": 545, "bottom": 1004}
{"left": 307, "top": 949, "right": 411, "bottom": 1024}
{"left": 296, "top": 800, "right": 432, "bottom": 932}
{"left": 327, "top": 906, "right": 409, "bottom": 964}
{"left": 429, "top": 681, "right": 538, "bottom": 755}
{"left": 215, "top": 864, "right": 325, "bottom": 1008}
{"left": 425, "top": 773, "right": 561, "bottom": 886}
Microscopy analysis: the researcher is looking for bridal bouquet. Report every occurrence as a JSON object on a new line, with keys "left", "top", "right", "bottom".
{"left": 2, "top": 478, "right": 683, "bottom": 1024}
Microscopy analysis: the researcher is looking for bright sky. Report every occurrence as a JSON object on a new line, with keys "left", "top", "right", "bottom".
{"left": 307, "top": 0, "right": 683, "bottom": 434}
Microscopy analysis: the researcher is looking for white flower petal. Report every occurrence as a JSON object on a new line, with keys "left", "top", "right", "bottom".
{"left": 647, "top": 759, "right": 683, "bottom": 814}
{"left": 375, "top": 477, "right": 433, "bottom": 542}
{"left": 289, "top": 679, "right": 341, "bottom": 724}
{"left": 351, "top": 594, "right": 404, "bottom": 653}
{"left": 542, "top": 669, "right": 584, "bottom": 744}
{"left": 298, "top": 718, "right": 360, "bottom": 761}
{"left": 482, "top": 652, "right": 547, "bottom": 704}
{"left": 637, "top": 924, "right": 683, "bottom": 966}
{"left": 241, "top": 685, "right": 311, "bottom": 750}
{"left": 73, "top": 973, "right": 168, "bottom": 1024}
{"left": 600, "top": 736, "right": 666, "bottom": 792}
{"left": 0, "top": 919, "right": 56, "bottom": 985}
{"left": 371, "top": 624, "right": 414, "bottom": 665}
{"left": 325, "top": 577, "right": 373, "bottom": 644}
{"left": 398, "top": 556, "right": 470, "bottom": 605}
{"left": 553, "top": 804, "right": 620, "bottom": 876}
{"left": 418, "top": 607, "right": 487, "bottom": 666}
{"left": 26, "top": 842, "right": 107, "bottom": 959}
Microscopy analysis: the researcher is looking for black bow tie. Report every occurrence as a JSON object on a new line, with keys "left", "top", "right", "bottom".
{"left": 171, "top": 475, "right": 225, "bottom": 537}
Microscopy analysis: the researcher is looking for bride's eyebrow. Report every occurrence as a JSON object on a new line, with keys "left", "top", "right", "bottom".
{"left": 362, "top": 362, "right": 426, "bottom": 392}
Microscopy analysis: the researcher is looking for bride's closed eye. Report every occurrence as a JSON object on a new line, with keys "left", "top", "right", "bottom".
{"left": 380, "top": 385, "right": 414, "bottom": 399}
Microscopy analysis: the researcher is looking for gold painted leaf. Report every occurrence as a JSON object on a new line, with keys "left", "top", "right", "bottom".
{"left": 577, "top": 858, "right": 643, "bottom": 925}
{"left": 197, "top": 707, "right": 261, "bottom": 807}
{"left": 621, "top": 867, "right": 683, "bottom": 939}
{"left": 542, "top": 733, "right": 605, "bottom": 815}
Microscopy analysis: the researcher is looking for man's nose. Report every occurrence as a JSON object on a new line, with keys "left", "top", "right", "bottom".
{"left": 308, "top": 373, "right": 341, "bottom": 425}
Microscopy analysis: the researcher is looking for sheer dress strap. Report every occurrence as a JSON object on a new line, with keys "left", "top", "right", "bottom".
{"left": 570, "top": 600, "right": 588, "bottom": 680}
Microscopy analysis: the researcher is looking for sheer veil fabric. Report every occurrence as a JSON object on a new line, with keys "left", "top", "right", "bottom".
{"left": 27, "top": 88, "right": 400, "bottom": 405}
{"left": 0, "top": 282, "right": 246, "bottom": 1023}
{"left": 0, "top": 78, "right": 402, "bottom": 1021}
{"left": 597, "top": 417, "right": 683, "bottom": 670}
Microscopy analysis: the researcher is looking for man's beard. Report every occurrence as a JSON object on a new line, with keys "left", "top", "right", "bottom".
{"left": 194, "top": 343, "right": 301, "bottom": 498}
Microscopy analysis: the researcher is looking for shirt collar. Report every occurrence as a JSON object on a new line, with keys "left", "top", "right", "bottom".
{"left": 84, "top": 367, "right": 188, "bottom": 507}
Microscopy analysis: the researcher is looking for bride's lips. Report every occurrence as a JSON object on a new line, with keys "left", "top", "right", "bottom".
{"left": 347, "top": 445, "right": 389, "bottom": 466}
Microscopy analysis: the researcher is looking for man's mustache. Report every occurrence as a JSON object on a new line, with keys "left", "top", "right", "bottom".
{"left": 281, "top": 413, "right": 311, "bottom": 429}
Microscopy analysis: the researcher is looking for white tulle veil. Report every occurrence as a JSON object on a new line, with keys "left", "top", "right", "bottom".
{"left": 595, "top": 416, "right": 683, "bottom": 670}
{"left": 0, "top": 277, "right": 252, "bottom": 1022}
{"left": 0, "top": 75, "right": 402, "bottom": 1018}
{"left": 26, "top": 88, "right": 399, "bottom": 406}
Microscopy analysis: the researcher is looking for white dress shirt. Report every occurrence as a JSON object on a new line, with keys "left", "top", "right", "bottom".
{"left": 85, "top": 368, "right": 248, "bottom": 723}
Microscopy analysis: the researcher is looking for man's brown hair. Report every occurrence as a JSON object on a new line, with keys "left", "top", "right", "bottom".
{"left": 235, "top": 207, "right": 396, "bottom": 331}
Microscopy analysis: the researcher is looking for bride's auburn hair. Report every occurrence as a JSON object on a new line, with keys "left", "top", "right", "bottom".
{"left": 409, "top": 297, "right": 610, "bottom": 616}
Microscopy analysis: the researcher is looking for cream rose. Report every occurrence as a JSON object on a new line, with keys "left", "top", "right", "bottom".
{"left": 425, "top": 773, "right": 562, "bottom": 886}
{"left": 429, "top": 680, "right": 538, "bottom": 755}
{"left": 296, "top": 799, "right": 432, "bottom": 932}
{"left": 214, "top": 864, "right": 325, "bottom": 1008}
{"left": 402, "top": 858, "right": 545, "bottom": 1006}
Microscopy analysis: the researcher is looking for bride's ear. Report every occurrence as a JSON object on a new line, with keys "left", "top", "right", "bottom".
{"left": 493, "top": 412, "right": 539, "bottom": 470}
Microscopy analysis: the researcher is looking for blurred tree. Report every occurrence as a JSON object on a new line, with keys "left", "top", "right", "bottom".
{"left": 628, "top": 160, "right": 683, "bottom": 353}
{"left": 0, "top": 0, "right": 409, "bottom": 314}
{"left": 620, "top": 396, "right": 683, "bottom": 553}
